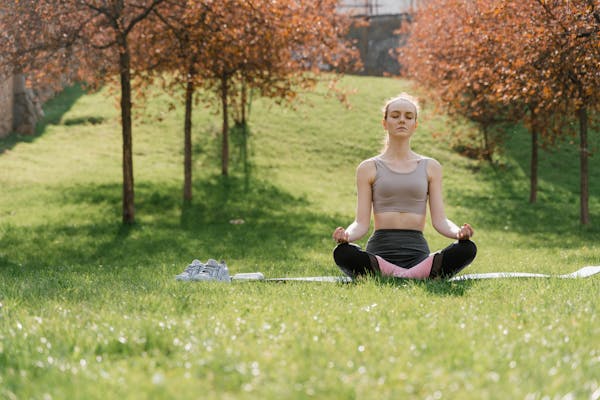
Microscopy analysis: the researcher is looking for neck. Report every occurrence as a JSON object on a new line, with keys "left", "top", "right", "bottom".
{"left": 383, "top": 138, "right": 414, "bottom": 160}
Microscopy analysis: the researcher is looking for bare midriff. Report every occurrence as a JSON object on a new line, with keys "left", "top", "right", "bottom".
{"left": 373, "top": 211, "right": 426, "bottom": 232}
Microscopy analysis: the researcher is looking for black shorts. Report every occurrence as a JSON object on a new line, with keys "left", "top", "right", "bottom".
{"left": 366, "top": 229, "right": 430, "bottom": 268}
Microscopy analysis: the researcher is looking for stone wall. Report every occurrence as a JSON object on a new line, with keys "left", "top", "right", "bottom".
{"left": 0, "top": 76, "right": 14, "bottom": 138}
{"left": 12, "top": 75, "right": 44, "bottom": 135}
{"left": 348, "top": 14, "right": 409, "bottom": 76}
{"left": 0, "top": 74, "right": 44, "bottom": 138}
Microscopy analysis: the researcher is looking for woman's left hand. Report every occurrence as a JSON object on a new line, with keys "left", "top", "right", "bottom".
{"left": 457, "top": 223, "right": 474, "bottom": 240}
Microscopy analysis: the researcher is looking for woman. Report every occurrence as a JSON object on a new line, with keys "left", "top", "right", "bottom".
{"left": 332, "top": 93, "right": 476, "bottom": 279}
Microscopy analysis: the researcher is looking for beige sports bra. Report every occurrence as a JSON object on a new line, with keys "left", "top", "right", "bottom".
{"left": 371, "top": 156, "right": 429, "bottom": 215}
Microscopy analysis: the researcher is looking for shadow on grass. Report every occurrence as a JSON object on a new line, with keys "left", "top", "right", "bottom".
{"left": 366, "top": 275, "right": 475, "bottom": 296}
{"left": 0, "top": 174, "right": 341, "bottom": 277}
{"left": 62, "top": 115, "right": 105, "bottom": 126}
{"left": 451, "top": 122, "right": 600, "bottom": 247}
{"left": 419, "top": 279, "right": 475, "bottom": 296}
{"left": 455, "top": 177, "right": 600, "bottom": 249}
{"left": 0, "top": 84, "right": 85, "bottom": 155}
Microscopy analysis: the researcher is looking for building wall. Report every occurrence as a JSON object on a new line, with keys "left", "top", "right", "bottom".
{"left": 340, "top": 0, "right": 419, "bottom": 16}
{"left": 0, "top": 76, "right": 14, "bottom": 138}
{"left": 348, "top": 14, "right": 409, "bottom": 76}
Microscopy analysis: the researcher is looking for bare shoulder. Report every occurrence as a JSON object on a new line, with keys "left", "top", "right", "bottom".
{"left": 423, "top": 156, "right": 442, "bottom": 178}
{"left": 357, "top": 157, "right": 377, "bottom": 170}
{"left": 356, "top": 157, "right": 377, "bottom": 181}
{"left": 424, "top": 156, "right": 442, "bottom": 168}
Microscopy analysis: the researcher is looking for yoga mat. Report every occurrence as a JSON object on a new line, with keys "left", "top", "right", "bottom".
{"left": 231, "top": 266, "right": 600, "bottom": 283}
{"left": 232, "top": 272, "right": 351, "bottom": 283}
{"left": 449, "top": 265, "right": 600, "bottom": 281}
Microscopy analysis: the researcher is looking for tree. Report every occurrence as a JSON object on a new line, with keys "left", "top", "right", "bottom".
{"left": 132, "top": 0, "right": 360, "bottom": 211}
{"left": 399, "top": 1, "right": 520, "bottom": 161}
{"left": 1, "top": 0, "right": 167, "bottom": 225}
{"left": 132, "top": 1, "right": 210, "bottom": 202}
{"left": 486, "top": 1, "right": 600, "bottom": 212}
{"left": 180, "top": 0, "right": 359, "bottom": 176}
{"left": 2, "top": 0, "right": 359, "bottom": 216}
{"left": 475, "top": 0, "right": 600, "bottom": 221}
{"left": 529, "top": 0, "right": 600, "bottom": 224}
{"left": 400, "top": 0, "right": 600, "bottom": 223}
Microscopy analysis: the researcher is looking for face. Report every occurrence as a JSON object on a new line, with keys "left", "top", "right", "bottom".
{"left": 383, "top": 99, "right": 418, "bottom": 137}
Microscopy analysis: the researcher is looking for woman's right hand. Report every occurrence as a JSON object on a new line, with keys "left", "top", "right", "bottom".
{"left": 332, "top": 227, "right": 349, "bottom": 244}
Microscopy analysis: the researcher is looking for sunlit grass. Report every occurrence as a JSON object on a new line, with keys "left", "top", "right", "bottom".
{"left": 1, "top": 76, "right": 599, "bottom": 399}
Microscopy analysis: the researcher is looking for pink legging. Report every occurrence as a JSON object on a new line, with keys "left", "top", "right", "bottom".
{"left": 375, "top": 254, "right": 435, "bottom": 279}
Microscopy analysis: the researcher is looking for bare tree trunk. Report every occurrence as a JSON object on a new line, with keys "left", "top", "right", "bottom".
{"left": 183, "top": 72, "right": 194, "bottom": 202}
{"left": 240, "top": 77, "right": 250, "bottom": 187}
{"left": 529, "top": 113, "right": 538, "bottom": 204}
{"left": 119, "top": 42, "right": 135, "bottom": 224}
{"left": 578, "top": 106, "right": 589, "bottom": 225}
{"left": 481, "top": 124, "right": 492, "bottom": 162}
{"left": 241, "top": 77, "right": 247, "bottom": 125}
{"left": 221, "top": 75, "right": 229, "bottom": 176}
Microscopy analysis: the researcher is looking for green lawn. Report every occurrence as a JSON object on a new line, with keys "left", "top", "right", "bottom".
{"left": 1, "top": 75, "right": 599, "bottom": 399}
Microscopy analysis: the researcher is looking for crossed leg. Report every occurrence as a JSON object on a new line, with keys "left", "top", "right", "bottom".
{"left": 333, "top": 240, "right": 477, "bottom": 280}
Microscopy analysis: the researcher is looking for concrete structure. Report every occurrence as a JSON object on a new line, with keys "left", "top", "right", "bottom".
{"left": 0, "top": 76, "right": 14, "bottom": 138}
{"left": 348, "top": 13, "right": 409, "bottom": 76}
{"left": 0, "top": 74, "right": 44, "bottom": 138}
{"left": 340, "top": 0, "right": 419, "bottom": 16}
{"left": 12, "top": 75, "right": 43, "bottom": 135}
{"left": 339, "top": 0, "right": 416, "bottom": 76}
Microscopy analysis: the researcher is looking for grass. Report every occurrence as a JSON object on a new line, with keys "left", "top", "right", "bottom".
{"left": 1, "top": 75, "right": 599, "bottom": 399}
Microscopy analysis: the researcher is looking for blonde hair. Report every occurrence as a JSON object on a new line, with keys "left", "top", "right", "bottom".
{"left": 382, "top": 92, "right": 420, "bottom": 120}
{"left": 381, "top": 93, "right": 420, "bottom": 152}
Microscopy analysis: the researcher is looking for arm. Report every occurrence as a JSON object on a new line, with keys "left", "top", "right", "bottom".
{"left": 332, "top": 159, "right": 374, "bottom": 243}
{"left": 427, "top": 159, "right": 474, "bottom": 240}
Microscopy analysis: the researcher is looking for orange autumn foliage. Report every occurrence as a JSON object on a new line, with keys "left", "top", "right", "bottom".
{"left": 400, "top": 0, "right": 599, "bottom": 223}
